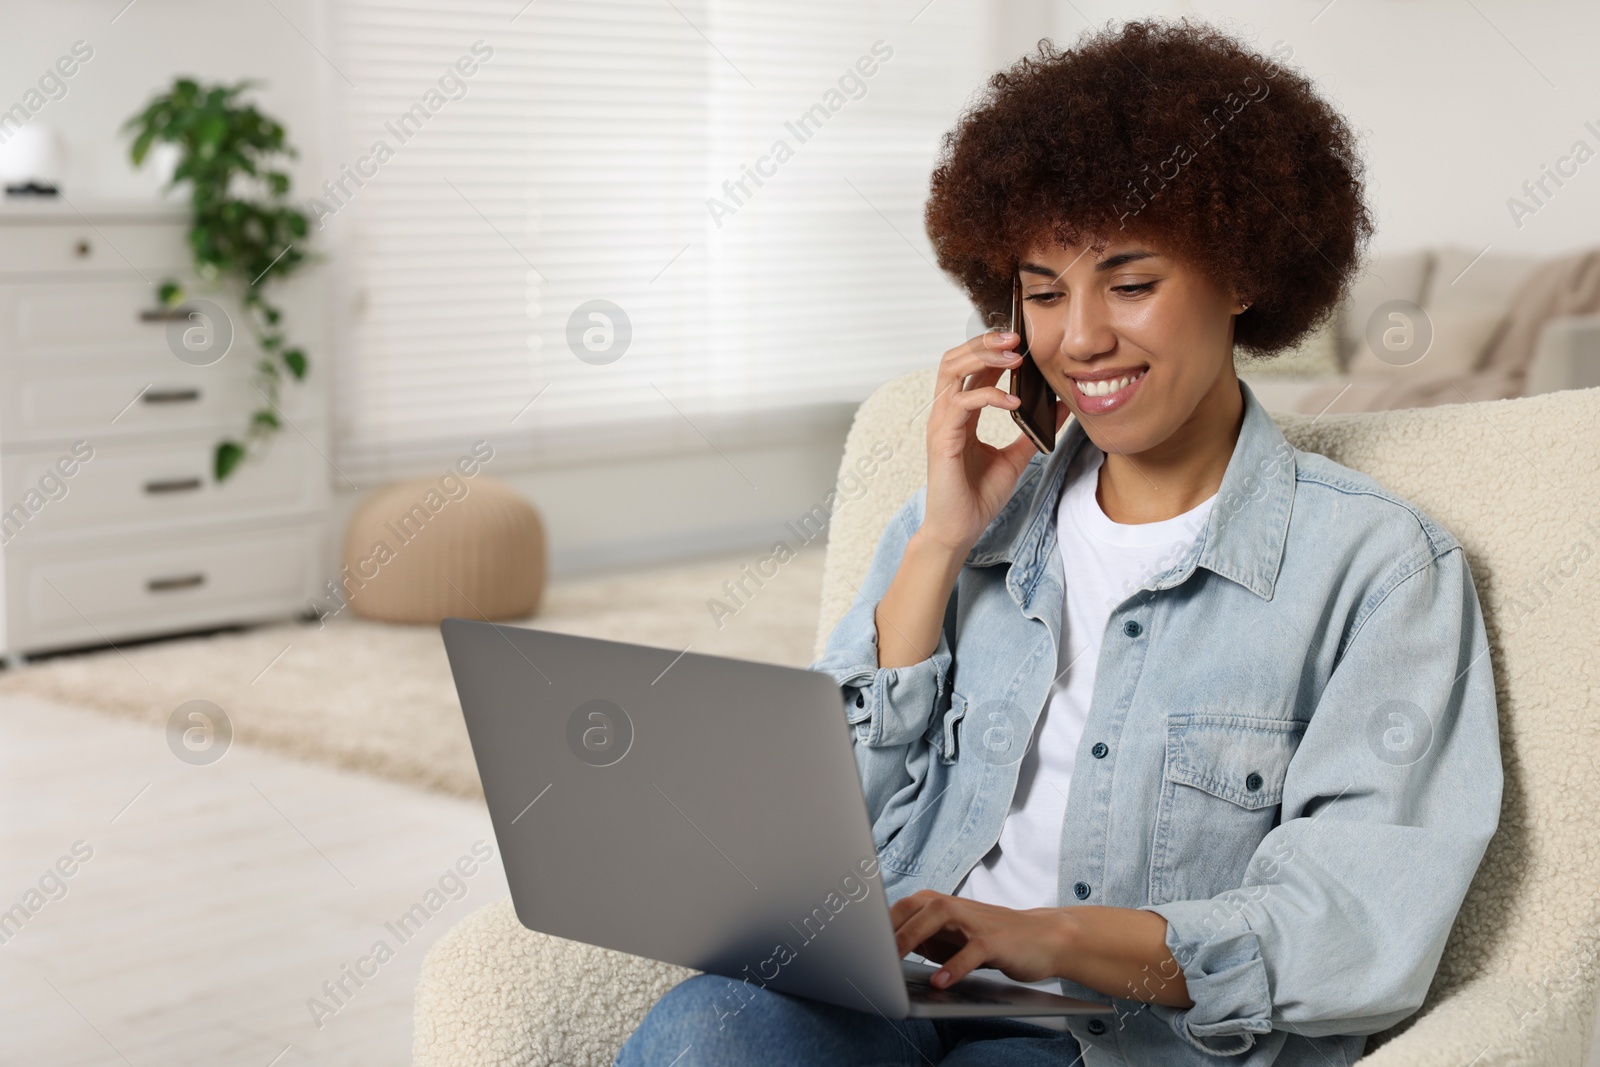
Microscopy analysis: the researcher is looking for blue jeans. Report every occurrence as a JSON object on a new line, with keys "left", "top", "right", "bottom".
{"left": 615, "top": 974, "right": 1086, "bottom": 1066}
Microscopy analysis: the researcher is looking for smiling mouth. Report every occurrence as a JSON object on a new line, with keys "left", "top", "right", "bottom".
{"left": 1071, "top": 368, "right": 1147, "bottom": 397}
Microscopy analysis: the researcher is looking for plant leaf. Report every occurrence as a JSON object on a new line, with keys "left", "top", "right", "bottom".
{"left": 129, "top": 76, "right": 312, "bottom": 477}
{"left": 129, "top": 128, "right": 156, "bottom": 167}
{"left": 215, "top": 440, "right": 245, "bottom": 481}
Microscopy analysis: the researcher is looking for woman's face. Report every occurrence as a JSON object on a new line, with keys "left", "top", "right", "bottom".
{"left": 1018, "top": 237, "right": 1246, "bottom": 457}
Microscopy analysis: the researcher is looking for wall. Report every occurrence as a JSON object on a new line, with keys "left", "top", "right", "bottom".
{"left": 5, "top": 0, "right": 1597, "bottom": 576}
{"left": 1046, "top": 0, "right": 1600, "bottom": 258}
{"left": 0, "top": 1, "right": 332, "bottom": 200}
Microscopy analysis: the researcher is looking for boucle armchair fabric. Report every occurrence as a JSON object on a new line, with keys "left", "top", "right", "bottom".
{"left": 414, "top": 370, "right": 1600, "bottom": 1066}
{"left": 413, "top": 896, "right": 694, "bottom": 1065}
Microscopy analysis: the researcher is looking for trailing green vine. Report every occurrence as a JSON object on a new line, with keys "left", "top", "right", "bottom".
{"left": 124, "top": 78, "right": 311, "bottom": 481}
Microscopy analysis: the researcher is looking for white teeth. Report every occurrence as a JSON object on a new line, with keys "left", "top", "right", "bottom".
{"left": 1075, "top": 369, "right": 1145, "bottom": 397}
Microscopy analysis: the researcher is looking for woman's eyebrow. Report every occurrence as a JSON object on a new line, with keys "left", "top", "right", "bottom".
{"left": 1094, "top": 249, "right": 1159, "bottom": 272}
{"left": 1019, "top": 249, "right": 1158, "bottom": 280}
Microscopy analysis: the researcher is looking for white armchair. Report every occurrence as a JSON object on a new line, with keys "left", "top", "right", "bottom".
{"left": 415, "top": 370, "right": 1600, "bottom": 1066}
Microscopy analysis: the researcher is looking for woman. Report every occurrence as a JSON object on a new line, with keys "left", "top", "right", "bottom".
{"left": 617, "top": 18, "right": 1501, "bottom": 1067}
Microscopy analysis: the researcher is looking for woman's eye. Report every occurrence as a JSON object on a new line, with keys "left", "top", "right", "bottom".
{"left": 1024, "top": 292, "right": 1062, "bottom": 304}
{"left": 1112, "top": 281, "right": 1157, "bottom": 295}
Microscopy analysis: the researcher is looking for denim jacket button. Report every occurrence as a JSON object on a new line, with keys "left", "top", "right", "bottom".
{"left": 1123, "top": 619, "right": 1142, "bottom": 637}
{"left": 1086, "top": 1018, "right": 1107, "bottom": 1035}
{"left": 1091, "top": 742, "right": 1108, "bottom": 759}
{"left": 1245, "top": 771, "right": 1263, "bottom": 792}
{"left": 1073, "top": 881, "right": 1090, "bottom": 899}
{"left": 855, "top": 693, "right": 865, "bottom": 708}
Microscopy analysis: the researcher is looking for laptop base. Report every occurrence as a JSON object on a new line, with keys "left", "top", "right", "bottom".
{"left": 899, "top": 960, "right": 1110, "bottom": 1019}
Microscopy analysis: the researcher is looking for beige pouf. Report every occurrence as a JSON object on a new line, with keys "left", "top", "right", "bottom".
{"left": 341, "top": 474, "right": 546, "bottom": 624}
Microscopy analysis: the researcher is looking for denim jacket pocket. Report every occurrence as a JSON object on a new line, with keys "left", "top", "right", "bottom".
{"left": 923, "top": 690, "right": 968, "bottom": 766}
{"left": 1150, "top": 713, "right": 1307, "bottom": 904}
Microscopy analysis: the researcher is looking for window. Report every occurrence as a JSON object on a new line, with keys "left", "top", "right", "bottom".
{"left": 331, "top": 0, "right": 996, "bottom": 481}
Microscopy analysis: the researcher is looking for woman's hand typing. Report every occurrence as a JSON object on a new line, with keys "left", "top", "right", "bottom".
{"left": 890, "top": 890, "right": 1194, "bottom": 1007}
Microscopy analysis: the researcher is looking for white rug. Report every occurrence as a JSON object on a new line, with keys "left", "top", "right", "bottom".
{"left": 0, "top": 548, "right": 825, "bottom": 800}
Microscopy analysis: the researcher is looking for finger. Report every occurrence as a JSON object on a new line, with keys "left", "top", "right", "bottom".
{"left": 892, "top": 898, "right": 940, "bottom": 956}
{"left": 893, "top": 896, "right": 960, "bottom": 957}
{"left": 932, "top": 349, "right": 1018, "bottom": 428}
{"left": 937, "top": 362, "right": 1016, "bottom": 415}
{"left": 959, "top": 328, "right": 1021, "bottom": 358}
{"left": 932, "top": 937, "right": 995, "bottom": 988}
{"left": 912, "top": 931, "right": 965, "bottom": 964}
{"left": 951, "top": 363, "right": 1007, "bottom": 399}
{"left": 945, "top": 340, "right": 1023, "bottom": 378}
{"left": 973, "top": 328, "right": 1026, "bottom": 365}
{"left": 937, "top": 337, "right": 1021, "bottom": 395}
{"left": 932, "top": 387, "right": 1021, "bottom": 446}
{"left": 947, "top": 385, "right": 1020, "bottom": 413}
{"left": 888, "top": 890, "right": 941, "bottom": 929}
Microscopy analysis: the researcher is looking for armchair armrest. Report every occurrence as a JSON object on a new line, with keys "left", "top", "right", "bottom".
{"left": 1524, "top": 313, "right": 1600, "bottom": 395}
{"left": 1356, "top": 968, "right": 1600, "bottom": 1067}
{"left": 413, "top": 897, "right": 695, "bottom": 1067}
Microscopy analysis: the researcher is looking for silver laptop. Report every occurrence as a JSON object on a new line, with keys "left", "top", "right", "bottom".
{"left": 441, "top": 617, "right": 1111, "bottom": 1020}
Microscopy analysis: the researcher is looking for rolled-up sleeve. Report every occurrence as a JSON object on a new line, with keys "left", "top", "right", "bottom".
{"left": 1140, "top": 544, "right": 1503, "bottom": 1056}
{"left": 809, "top": 487, "right": 957, "bottom": 820}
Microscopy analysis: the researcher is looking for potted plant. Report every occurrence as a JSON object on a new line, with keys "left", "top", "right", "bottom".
{"left": 125, "top": 78, "right": 312, "bottom": 480}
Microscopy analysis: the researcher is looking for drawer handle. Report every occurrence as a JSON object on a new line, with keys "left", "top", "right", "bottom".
{"left": 143, "top": 388, "right": 202, "bottom": 404}
{"left": 144, "top": 477, "right": 203, "bottom": 495}
{"left": 147, "top": 573, "right": 205, "bottom": 593}
{"left": 139, "top": 308, "right": 193, "bottom": 323}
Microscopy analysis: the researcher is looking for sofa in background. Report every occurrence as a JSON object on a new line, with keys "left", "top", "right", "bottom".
{"left": 1237, "top": 245, "right": 1600, "bottom": 415}
{"left": 413, "top": 369, "right": 1600, "bottom": 1066}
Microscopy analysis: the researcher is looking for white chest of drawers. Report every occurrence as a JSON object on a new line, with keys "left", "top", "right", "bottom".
{"left": 0, "top": 201, "right": 328, "bottom": 663}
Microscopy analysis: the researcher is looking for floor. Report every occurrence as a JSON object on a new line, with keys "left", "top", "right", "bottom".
{"left": 0, "top": 694, "right": 507, "bottom": 1065}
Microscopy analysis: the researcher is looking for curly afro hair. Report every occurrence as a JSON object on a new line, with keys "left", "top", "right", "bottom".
{"left": 924, "top": 18, "right": 1374, "bottom": 358}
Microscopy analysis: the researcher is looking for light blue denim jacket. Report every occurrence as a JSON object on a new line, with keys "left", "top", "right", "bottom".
{"left": 810, "top": 379, "right": 1503, "bottom": 1066}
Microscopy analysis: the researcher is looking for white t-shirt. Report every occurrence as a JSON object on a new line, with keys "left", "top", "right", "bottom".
{"left": 953, "top": 441, "right": 1216, "bottom": 919}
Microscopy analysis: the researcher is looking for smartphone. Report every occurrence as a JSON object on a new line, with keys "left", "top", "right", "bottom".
{"left": 1007, "top": 274, "right": 1058, "bottom": 453}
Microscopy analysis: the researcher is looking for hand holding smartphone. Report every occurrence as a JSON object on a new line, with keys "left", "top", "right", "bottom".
{"left": 874, "top": 271, "right": 1064, "bottom": 668}
{"left": 1007, "top": 274, "right": 1059, "bottom": 453}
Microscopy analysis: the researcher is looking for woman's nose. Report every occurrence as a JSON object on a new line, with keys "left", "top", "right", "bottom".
{"left": 1058, "top": 295, "right": 1116, "bottom": 362}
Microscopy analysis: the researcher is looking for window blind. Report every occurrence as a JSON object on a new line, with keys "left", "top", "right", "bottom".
{"left": 330, "top": 0, "right": 996, "bottom": 480}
